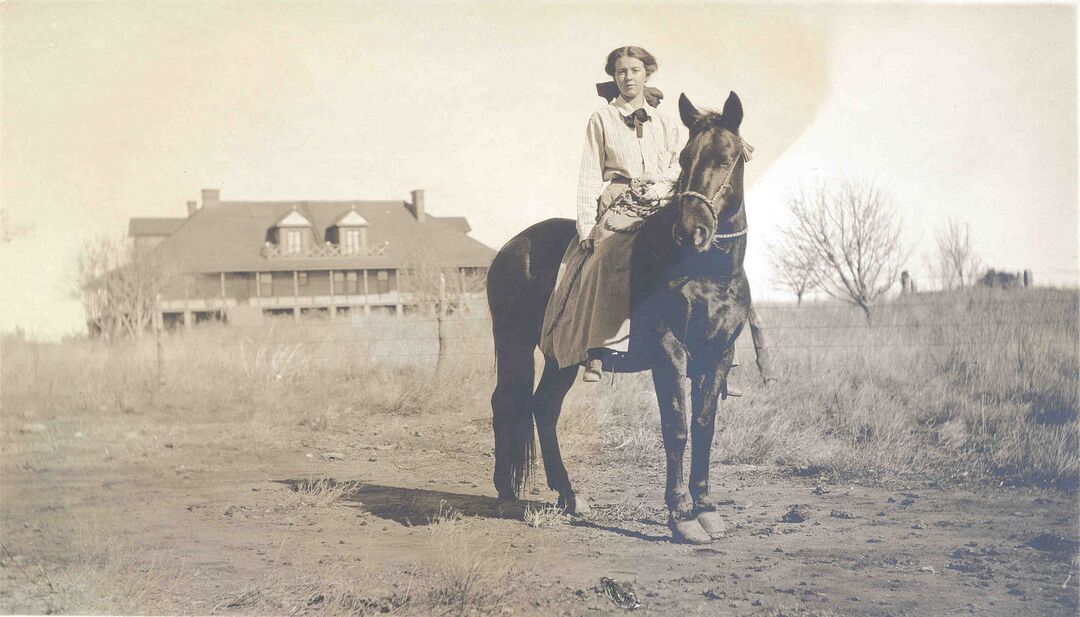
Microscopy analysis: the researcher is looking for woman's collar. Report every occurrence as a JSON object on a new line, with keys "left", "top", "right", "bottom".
{"left": 611, "top": 96, "right": 655, "bottom": 116}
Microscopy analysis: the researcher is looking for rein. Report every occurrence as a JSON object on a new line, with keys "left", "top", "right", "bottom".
{"left": 604, "top": 137, "right": 750, "bottom": 241}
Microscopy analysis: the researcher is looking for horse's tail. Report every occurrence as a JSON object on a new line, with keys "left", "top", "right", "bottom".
{"left": 507, "top": 355, "right": 536, "bottom": 499}
{"left": 490, "top": 327, "right": 537, "bottom": 499}
{"left": 487, "top": 218, "right": 576, "bottom": 500}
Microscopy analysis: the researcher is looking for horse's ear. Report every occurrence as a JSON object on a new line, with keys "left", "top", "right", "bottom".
{"left": 721, "top": 91, "right": 743, "bottom": 132}
{"left": 679, "top": 93, "right": 705, "bottom": 131}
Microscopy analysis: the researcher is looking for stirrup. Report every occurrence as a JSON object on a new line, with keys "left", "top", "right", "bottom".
{"left": 582, "top": 358, "right": 603, "bottom": 382}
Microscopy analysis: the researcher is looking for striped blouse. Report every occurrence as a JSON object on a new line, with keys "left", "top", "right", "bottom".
{"left": 575, "top": 98, "right": 683, "bottom": 240}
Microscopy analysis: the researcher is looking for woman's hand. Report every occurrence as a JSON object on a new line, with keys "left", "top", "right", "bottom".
{"left": 630, "top": 178, "right": 661, "bottom": 203}
{"left": 580, "top": 238, "right": 595, "bottom": 254}
{"left": 641, "top": 184, "right": 662, "bottom": 202}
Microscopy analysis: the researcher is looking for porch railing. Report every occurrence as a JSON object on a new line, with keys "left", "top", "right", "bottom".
{"left": 262, "top": 241, "right": 388, "bottom": 259}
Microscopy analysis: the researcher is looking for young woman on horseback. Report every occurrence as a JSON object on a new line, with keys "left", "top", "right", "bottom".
{"left": 541, "top": 45, "right": 683, "bottom": 382}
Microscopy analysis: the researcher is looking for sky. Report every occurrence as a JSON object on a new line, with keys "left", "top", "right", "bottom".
{"left": 1, "top": 2, "right": 1076, "bottom": 340}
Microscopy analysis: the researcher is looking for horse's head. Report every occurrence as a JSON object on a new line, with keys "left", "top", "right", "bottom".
{"left": 670, "top": 92, "right": 746, "bottom": 252}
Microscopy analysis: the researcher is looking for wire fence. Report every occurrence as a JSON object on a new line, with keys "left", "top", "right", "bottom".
{"left": 149, "top": 296, "right": 1077, "bottom": 368}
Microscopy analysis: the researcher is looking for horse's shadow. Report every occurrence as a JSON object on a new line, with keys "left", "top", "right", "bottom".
{"left": 274, "top": 478, "right": 542, "bottom": 526}
{"left": 273, "top": 478, "right": 670, "bottom": 542}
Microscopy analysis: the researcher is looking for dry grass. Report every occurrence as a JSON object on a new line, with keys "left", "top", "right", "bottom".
{"left": 0, "top": 516, "right": 197, "bottom": 615}
{"left": 421, "top": 505, "right": 534, "bottom": 616}
{"left": 522, "top": 504, "right": 567, "bottom": 529}
{"left": 1, "top": 291, "right": 1076, "bottom": 614}
{"left": 3, "top": 290, "right": 1077, "bottom": 486}
{"left": 274, "top": 478, "right": 358, "bottom": 511}
{"left": 215, "top": 557, "right": 413, "bottom": 616}
{"left": 552, "top": 288, "right": 1079, "bottom": 488}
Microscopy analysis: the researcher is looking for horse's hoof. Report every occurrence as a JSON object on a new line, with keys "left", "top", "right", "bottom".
{"left": 557, "top": 492, "right": 591, "bottom": 517}
{"left": 696, "top": 511, "right": 726, "bottom": 539}
{"left": 669, "top": 517, "right": 712, "bottom": 545}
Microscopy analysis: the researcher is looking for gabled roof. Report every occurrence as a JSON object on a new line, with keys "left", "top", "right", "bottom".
{"left": 148, "top": 199, "right": 496, "bottom": 273}
{"left": 129, "top": 218, "right": 186, "bottom": 237}
{"left": 333, "top": 209, "right": 370, "bottom": 227}
{"left": 275, "top": 209, "right": 312, "bottom": 227}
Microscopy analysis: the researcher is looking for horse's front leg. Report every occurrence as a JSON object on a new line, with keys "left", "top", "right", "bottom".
{"left": 688, "top": 347, "right": 734, "bottom": 539}
{"left": 652, "top": 333, "right": 711, "bottom": 544}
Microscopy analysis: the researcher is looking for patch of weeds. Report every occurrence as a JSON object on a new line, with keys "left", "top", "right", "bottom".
{"left": 522, "top": 505, "right": 566, "bottom": 529}
{"left": 427, "top": 500, "right": 467, "bottom": 527}
{"left": 422, "top": 503, "right": 533, "bottom": 616}
{"left": 276, "top": 478, "right": 357, "bottom": 510}
{"left": 589, "top": 499, "right": 651, "bottom": 525}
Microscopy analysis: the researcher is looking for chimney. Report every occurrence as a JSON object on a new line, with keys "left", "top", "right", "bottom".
{"left": 407, "top": 189, "right": 426, "bottom": 223}
{"left": 201, "top": 188, "right": 220, "bottom": 209}
{"left": 186, "top": 200, "right": 198, "bottom": 216}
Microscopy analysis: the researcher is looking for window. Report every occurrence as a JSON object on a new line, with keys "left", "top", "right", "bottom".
{"left": 376, "top": 270, "right": 389, "bottom": 294}
{"left": 346, "top": 271, "right": 358, "bottom": 294}
{"left": 298, "top": 272, "right": 308, "bottom": 287}
{"left": 259, "top": 272, "right": 273, "bottom": 297}
{"left": 343, "top": 229, "right": 361, "bottom": 255}
{"left": 333, "top": 271, "right": 345, "bottom": 294}
{"left": 286, "top": 229, "right": 303, "bottom": 255}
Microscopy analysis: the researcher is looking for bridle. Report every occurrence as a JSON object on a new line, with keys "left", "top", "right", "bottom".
{"left": 669, "top": 144, "right": 748, "bottom": 241}
{"left": 608, "top": 134, "right": 750, "bottom": 243}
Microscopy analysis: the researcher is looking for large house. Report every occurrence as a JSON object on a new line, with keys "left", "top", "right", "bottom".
{"left": 127, "top": 188, "right": 496, "bottom": 327}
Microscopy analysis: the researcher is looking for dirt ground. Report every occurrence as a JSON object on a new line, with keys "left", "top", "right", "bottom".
{"left": 2, "top": 395, "right": 1078, "bottom": 616}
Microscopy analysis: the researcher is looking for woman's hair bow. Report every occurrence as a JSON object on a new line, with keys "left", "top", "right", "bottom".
{"left": 595, "top": 81, "right": 664, "bottom": 107}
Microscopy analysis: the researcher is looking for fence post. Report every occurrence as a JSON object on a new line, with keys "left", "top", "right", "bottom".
{"left": 437, "top": 272, "right": 447, "bottom": 370}
{"left": 154, "top": 293, "right": 165, "bottom": 387}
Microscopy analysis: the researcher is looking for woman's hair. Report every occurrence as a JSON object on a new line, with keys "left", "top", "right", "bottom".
{"left": 605, "top": 46, "right": 658, "bottom": 77}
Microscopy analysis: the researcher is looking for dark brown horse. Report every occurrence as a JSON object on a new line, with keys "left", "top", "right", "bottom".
{"left": 486, "top": 92, "right": 751, "bottom": 544}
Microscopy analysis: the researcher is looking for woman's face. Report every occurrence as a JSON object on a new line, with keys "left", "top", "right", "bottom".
{"left": 613, "top": 56, "right": 648, "bottom": 100}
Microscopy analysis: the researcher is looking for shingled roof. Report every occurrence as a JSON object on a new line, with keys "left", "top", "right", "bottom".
{"left": 129, "top": 217, "right": 186, "bottom": 237}
{"left": 148, "top": 199, "right": 496, "bottom": 273}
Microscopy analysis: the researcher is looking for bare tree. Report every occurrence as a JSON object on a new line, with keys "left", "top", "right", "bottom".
{"left": 400, "top": 253, "right": 486, "bottom": 318}
{"left": 782, "top": 178, "right": 906, "bottom": 323}
{"left": 934, "top": 217, "right": 981, "bottom": 290}
{"left": 768, "top": 234, "right": 820, "bottom": 305}
{"left": 75, "top": 235, "right": 176, "bottom": 339}
{"left": 399, "top": 250, "right": 486, "bottom": 369}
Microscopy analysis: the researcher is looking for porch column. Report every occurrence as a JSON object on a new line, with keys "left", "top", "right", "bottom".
{"left": 219, "top": 272, "right": 227, "bottom": 319}
{"left": 362, "top": 270, "right": 371, "bottom": 315}
{"left": 293, "top": 271, "right": 300, "bottom": 321}
{"left": 329, "top": 269, "right": 336, "bottom": 320}
{"left": 183, "top": 274, "right": 191, "bottom": 328}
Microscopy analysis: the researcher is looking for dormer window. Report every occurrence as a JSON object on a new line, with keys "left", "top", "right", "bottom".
{"left": 329, "top": 208, "right": 370, "bottom": 256}
{"left": 271, "top": 208, "right": 314, "bottom": 256}
{"left": 343, "top": 229, "right": 362, "bottom": 255}
{"left": 285, "top": 229, "right": 303, "bottom": 255}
